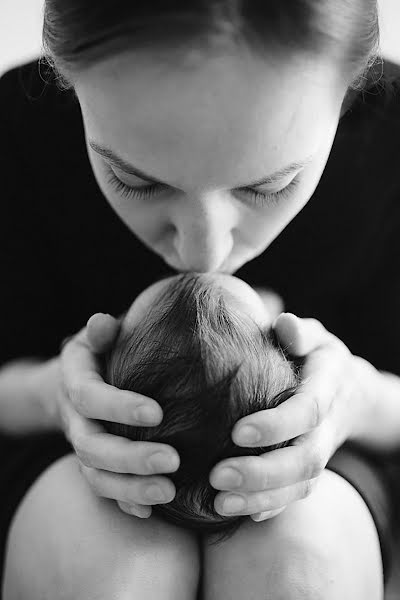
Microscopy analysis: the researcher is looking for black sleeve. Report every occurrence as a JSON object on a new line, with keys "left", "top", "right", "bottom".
{"left": 0, "top": 70, "right": 73, "bottom": 573}
{"left": 358, "top": 218, "right": 400, "bottom": 378}
{"left": 0, "top": 65, "right": 64, "bottom": 366}
{"left": 335, "top": 195, "right": 400, "bottom": 379}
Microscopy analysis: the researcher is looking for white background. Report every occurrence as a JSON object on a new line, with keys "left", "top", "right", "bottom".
{"left": 0, "top": 0, "right": 399, "bottom": 77}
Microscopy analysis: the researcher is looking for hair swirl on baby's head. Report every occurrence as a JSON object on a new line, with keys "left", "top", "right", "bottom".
{"left": 101, "top": 273, "right": 300, "bottom": 542}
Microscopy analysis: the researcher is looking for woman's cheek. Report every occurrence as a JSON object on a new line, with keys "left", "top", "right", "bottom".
{"left": 109, "top": 195, "right": 169, "bottom": 246}
{"left": 238, "top": 190, "right": 310, "bottom": 251}
{"left": 89, "top": 160, "right": 167, "bottom": 244}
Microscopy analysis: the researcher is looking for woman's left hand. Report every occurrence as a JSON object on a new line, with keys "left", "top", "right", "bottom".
{"left": 209, "top": 313, "right": 379, "bottom": 522}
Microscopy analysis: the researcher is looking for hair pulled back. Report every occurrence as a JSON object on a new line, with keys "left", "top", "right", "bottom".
{"left": 42, "top": 0, "right": 380, "bottom": 91}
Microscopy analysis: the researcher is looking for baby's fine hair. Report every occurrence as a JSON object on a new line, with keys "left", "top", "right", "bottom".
{"left": 100, "top": 273, "right": 300, "bottom": 541}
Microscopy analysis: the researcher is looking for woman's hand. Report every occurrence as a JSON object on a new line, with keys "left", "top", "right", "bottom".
{"left": 57, "top": 313, "right": 180, "bottom": 519}
{"left": 209, "top": 312, "right": 379, "bottom": 522}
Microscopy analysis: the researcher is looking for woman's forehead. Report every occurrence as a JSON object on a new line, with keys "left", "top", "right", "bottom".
{"left": 76, "top": 48, "right": 344, "bottom": 191}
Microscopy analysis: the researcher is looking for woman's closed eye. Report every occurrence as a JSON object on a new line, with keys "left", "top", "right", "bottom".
{"left": 105, "top": 165, "right": 301, "bottom": 208}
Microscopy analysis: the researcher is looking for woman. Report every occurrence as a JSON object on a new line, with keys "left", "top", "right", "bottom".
{"left": 1, "top": 1, "right": 400, "bottom": 598}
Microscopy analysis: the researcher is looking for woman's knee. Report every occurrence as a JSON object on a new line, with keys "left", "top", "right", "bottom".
{"left": 2, "top": 453, "right": 200, "bottom": 600}
{"left": 203, "top": 469, "right": 383, "bottom": 600}
{"left": 203, "top": 520, "right": 336, "bottom": 600}
{"left": 260, "top": 533, "right": 346, "bottom": 600}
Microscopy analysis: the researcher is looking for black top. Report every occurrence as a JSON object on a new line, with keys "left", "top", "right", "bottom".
{"left": 1, "top": 56, "right": 400, "bottom": 390}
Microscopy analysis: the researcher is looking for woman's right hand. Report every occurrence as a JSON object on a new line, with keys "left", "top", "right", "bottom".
{"left": 57, "top": 312, "right": 180, "bottom": 518}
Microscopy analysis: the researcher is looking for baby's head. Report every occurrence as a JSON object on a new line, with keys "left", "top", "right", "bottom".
{"left": 101, "top": 273, "right": 300, "bottom": 539}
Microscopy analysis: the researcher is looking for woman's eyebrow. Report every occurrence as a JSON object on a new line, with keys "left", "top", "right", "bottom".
{"left": 89, "top": 140, "right": 314, "bottom": 187}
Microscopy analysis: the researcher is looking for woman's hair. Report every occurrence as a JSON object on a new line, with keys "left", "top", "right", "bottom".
{"left": 41, "top": 1, "right": 380, "bottom": 93}
{"left": 100, "top": 273, "right": 301, "bottom": 541}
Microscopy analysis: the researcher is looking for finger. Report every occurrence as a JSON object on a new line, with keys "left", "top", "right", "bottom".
{"left": 68, "top": 378, "right": 163, "bottom": 426}
{"left": 60, "top": 388, "right": 105, "bottom": 444}
{"left": 214, "top": 479, "right": 318, "bottom": 517}
{"left": 273, "top": 313, "right": 339, "bottom": 357}
{"left": 62, "top": 336, "right": 163, "bottom": 426}
{"left": 61, "top": 327, "right": 102, "bottom": 380}
{"left": 232, "top": 343, "right": 346, "bottom": 446}
{"left": 117, "top": 500, "right": 152, "bottom": 519}
{"left": 79, "top": 463, "right": 176, "bottom": 506}
{"left": 73, "top": 432, "right": 180, "bottom": 475}
{"left": 61, "top": 326, "right": 109, "bottom": 385}
{"left": 211, "top": 424, "right": 332, "bottom": 492}
{"left": 86, "top": 313, "right": 121, "bottom": 353}
{"left": 250, "top": 506, "right": 287, "bottom": 522}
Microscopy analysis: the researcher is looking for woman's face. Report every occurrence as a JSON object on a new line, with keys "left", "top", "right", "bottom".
{"left": 75, "top": 45, "right": 347, "bottom": 273}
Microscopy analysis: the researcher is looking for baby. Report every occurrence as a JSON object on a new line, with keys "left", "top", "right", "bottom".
{"left": 99, "top": 273, "right": 300, "bottom": 541}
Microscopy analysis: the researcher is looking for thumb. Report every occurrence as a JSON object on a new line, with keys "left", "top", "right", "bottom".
{"left": 86, "top": 313, "right": 120, "bottom": 353}
{"left": 273, "top": 313, "right": 333, "bottom": 357}
{"left": 272, "top": 312, "right": 303, "bottom": 354}
{"left": 251, "top": 506, "right": 287, "bottom": 522}
{"left": 117, "top": 501, "right": 152, "bottom": 519}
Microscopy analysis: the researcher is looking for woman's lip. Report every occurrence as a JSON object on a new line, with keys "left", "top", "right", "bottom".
{"left": 156, "top": 246, "right": 249, "bottom": 274}
{"left": 162, "top": 255, "right": 237, "bottom": 274}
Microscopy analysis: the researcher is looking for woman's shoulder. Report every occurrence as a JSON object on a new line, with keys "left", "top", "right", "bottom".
{"left": 0, "top": 57, "right": 81, "bottom": 141}
{"left": 340, "top": 56, "right": 400, "bottom": 128}
{"left": 0, "top": 57, "right": 77, "bottom": 106}
{"left": 334, "top": 56, "right": 400, "bottom": 196}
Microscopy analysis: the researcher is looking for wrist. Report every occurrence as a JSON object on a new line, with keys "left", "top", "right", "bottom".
{"left": 30, "top": 356, "right": 64, "bottom": 433}
{"left": 347, "top": 355, "right": 380, "bottom": 445}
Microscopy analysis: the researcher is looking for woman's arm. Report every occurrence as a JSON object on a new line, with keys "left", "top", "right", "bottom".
{"left": 0, "top": 357, "right": 62, "bottom": 436}
{"left": 349, "top": 367, "right": 400, "bottom": 453}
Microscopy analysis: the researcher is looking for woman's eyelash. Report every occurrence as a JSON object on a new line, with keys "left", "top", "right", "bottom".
{"left": 241, "top": 177, "right": 301, "bottom": 207}
{"left": 106, "top": 169, "right": 161, "bottom": 201}
{"left": 106, "top": 167, "right": 301, "bottom": 206}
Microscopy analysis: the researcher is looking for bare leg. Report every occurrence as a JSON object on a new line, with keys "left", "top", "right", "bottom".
{"left": 202, "top": 469, "right": 384, "bottom": 600}
{"left": 2, "top": 453, "right": 200, "bottom": 600}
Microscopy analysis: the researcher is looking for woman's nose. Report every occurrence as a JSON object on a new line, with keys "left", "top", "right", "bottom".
{"left": 171, "top": 193, "right": 237, "bottom": 272}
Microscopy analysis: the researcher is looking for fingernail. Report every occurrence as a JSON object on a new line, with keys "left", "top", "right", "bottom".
{"left": 145, "top": 485, "right": 168, "bottom": 502}
{"left": 134, "top": 512, "right": 151, "bottom": 519}
{"left": 272, "top": 314, "right": 282, "bottom": 329}
{"left": 147, "top": 452, "right": 176, "bottom": 473}
{"left": 222, "top": 495, "right": 246, "bottom": 514}
{"left": 125, "top": 505, "right": 149, "bottom": 518}
{"left": 214, "top": 467, "right": 243, "bottom": 488}
{"left": 251, "top": 512, "right": 268, "bottom": 522}
{"left": 236, "top": 425, "right": 261, "bottom": 445}
{"left": 134, "top": 406, "right": 160, "bottom": 424}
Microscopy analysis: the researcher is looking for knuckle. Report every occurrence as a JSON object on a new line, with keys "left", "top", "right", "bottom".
{"left": 75, "top": 447, "right": 93, "bottom": 468}
{"left": 308, "top": 393, "right": 323, "bottom": 428}
{"left": 68, "top": 378, "right": 83, "bottom": 405}
{"left": 86, "top": 468, "right": 104, "bottom": 495}
{"left": 69, "top": 380, "right": 89, "bottom": 415}
{"left": 60, "top": 333, "right": 75, "bottom": 353}
{"left": 309, "top": 317, "right": 323, "bottom": 329}
{"left": 302, "top": 479, "right": 314, "bottom": 498}
{"left": 258, "top": 461, "right": 270, "bottom": 489}
{"left": 72, "top": 434, "right": 91, "bottom": 463}
{"left": 119, "top": 476, "right": 144, "bottom": 505}
{"left": 305, "top": 446, "right": 325, "bottom": 479}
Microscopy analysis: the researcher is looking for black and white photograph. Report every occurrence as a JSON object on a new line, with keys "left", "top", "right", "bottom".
{"left": 1, "top": 1, "right": 400, "bottom": 599}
